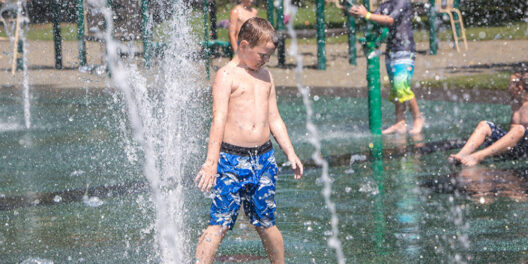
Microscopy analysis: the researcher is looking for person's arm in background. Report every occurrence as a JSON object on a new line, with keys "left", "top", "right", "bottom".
{"left": 349, "top": 4, "right": 394, "bottom": 25}
{"left": 228, "top": 7, "right": 239, "bottom": 52}
{"left": 349, "top": 0, "right": 408, "bottom": 26}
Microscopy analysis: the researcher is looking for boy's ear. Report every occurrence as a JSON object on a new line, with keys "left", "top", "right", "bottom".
{"left": 239, "top": 40, "right": 250, "bottom": 50}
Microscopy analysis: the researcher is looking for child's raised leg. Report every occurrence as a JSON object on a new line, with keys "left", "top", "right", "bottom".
{"left": 449, "top": 121, "right": 492, "bottom": 163}
{"left": 382, "top": 102, "right": 407, "bottom": 134}
{"left": 195, "top": 225, "right": 229, "bottom": 264}
{"left": 408, "top": 97, "right": 424, "bottom": 135}
{"left": 255, "top": 226, "right": 285, "bottom": 264}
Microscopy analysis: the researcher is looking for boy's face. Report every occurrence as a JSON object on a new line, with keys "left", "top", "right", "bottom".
{"left": 239, "top": 40, "right": 276, "bottom": 71}
{"left": 509, "top": 73, "right": 523, "bottom": 99}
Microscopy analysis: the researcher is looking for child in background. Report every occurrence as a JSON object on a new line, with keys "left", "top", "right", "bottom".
{"left": 229, "top": 0, "right": 258, "bottom": 52}
{"left": 349, "top": 0, "right": 424, "bottom": 135}
{"left": 450, "top": 70, "right": 528, "bottom": 166}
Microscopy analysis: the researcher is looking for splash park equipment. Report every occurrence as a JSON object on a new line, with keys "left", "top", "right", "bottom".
{"left": 420, "top": 0, "right": 468, "bottom": 54}
{"left": 73, "top": 0, "right": 154, "bottom": 68}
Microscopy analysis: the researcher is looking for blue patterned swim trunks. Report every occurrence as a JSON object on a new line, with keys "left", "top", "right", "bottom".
{"left": 210, "top": 140, "right": 279, "bottom": 230}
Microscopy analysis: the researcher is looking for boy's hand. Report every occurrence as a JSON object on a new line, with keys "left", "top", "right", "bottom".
{"left": 288, "top": 154, "right": 303, "bottom": 180}
{"left": 348, "top": 4, "right": 368, "bottom": 18}
{"left": 195, "top": 161, "right": 218, "bottom": 192}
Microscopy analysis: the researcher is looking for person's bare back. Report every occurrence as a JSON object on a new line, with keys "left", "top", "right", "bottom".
{"left": 229, "top": 1, "right": 258, "bottom": 51}
{"left": 220, "top": 61, "right": 272, "bottom": 147}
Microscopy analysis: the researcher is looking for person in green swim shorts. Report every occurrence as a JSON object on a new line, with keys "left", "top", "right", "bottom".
{"left": 349, "top": 0, "right": 424, "bottom": 134}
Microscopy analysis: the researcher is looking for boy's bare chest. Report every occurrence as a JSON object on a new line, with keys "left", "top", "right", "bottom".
{"left": 230, "top": 78, "right": 271, "bottom": 102}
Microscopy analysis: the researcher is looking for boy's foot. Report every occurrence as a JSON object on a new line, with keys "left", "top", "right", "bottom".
{"left": 382, "top": 121, "right": 407, "bottom": 135}
{"left": 410, "top": 132, "right": 425, "bottom": 148}
{"left": 409, "top": 116, "right": 424, "bottom": 135}
{"left": 449, "top": 153, "right": 479, "bottom": 166}
{"left": 459, "top": 154, "right": 480, "bottom": 166}
{"left": 448, "top": 154, "right": 462, "bottom": 165}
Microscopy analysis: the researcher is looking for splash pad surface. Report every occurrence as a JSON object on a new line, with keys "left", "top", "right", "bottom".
{"left": 2, "top": 87, "right": 527, "bottom": 263}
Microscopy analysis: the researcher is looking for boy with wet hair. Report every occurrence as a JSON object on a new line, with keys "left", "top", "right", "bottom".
{"left": 229, "top": 0, "right": 258, "bottom": 52}
{"left": 450, "top": 70, "right": 528, "bottom": 166}
{"left": 194, "top": 17, "right": 303, "bottom": 264}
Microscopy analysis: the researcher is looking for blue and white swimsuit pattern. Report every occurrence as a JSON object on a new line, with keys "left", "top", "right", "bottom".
{"left": 484, "top": 121, "right": 528, "bottom": 157}
{"left": 210, "top": 141, "right": 279, "bottom": 230}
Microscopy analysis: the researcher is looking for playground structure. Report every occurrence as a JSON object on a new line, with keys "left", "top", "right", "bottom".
{"left": 200, "top": 0, "right": 468, "bottom": 73}
{"left": 434, "top": 0, "right": 468, "bottom": 52}
{"left": 0, "top": 0, "right": 26, "bottom": 74}
{"left": 75, "top": 0, "right": 154, "bottom": 68}
{"left": 4, "top": 0, "right": 467, "bottom": 76}
{"left": 4, "top": 0, "right": 154, "bottom": 72}
{"left": 200, "top": 0, "right": 467, "bottom": 134}
{"left": 3, "top": 0, "right": 467, "bottom": 134}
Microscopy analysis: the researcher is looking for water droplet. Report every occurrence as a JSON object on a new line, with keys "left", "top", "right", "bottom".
{"left": 53, "top": 195, "right": 62, "bottom": 203}
{"left": 83, "top": 196, "right": 104, "bottom": 207}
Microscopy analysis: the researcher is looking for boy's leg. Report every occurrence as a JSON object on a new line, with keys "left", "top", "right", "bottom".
{"left": 450, "top": 121, "right": 493, "bottom": 162}
{"left": 255, "top": 226, "right": 285, "bottom": 264}
{"left": 382, "top": 102, "right": 407, "bottom": 134}
{"left": 195, "top": 225, "right": 229, "bottom": 264}
{"left": 197, "top": 151, "right": 243, "bottom": 263}
{"left": 408, "top": 97, "right": 424, "bottom": 135}
{"left": 384, "top": 52, "right": 416, "bottom": 135}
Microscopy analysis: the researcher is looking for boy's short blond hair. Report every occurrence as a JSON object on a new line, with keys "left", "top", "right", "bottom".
{"left": 238, "top": 17, "right": 278, "bottom": 48}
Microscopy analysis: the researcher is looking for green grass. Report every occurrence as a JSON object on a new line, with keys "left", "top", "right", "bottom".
{"left": 288, "top": 21, "right": 528, "bottom": 45}
{"left": 0, "top": 23, "right": 78, "bottom": 41}
{"left": 418, "top": 72, "right": 511, "bottom": 91}
{"left": 413, "top": 22, "right": 528, "bottom": 42}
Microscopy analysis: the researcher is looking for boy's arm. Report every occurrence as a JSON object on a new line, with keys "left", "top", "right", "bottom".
{"left": 228, "top": 8, "right": 239, "bottom": 52}
{"left": 195, "top": 68, "right": 232, "bottom": 192}
{"left": 348, "top": 4, "right": 394, "bottom": 26}
{"left": 267, "top": 74, "right": 303, "bottom": 179}
{"left": 471, "top": 124, "right": 526, "bottom": 163}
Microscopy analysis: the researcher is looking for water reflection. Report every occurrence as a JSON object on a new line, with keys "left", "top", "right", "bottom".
{"left": 385, "top": 133, "right": 424, "bottom": 258}
{"left": 457, "top": 166, "right": 528, "bottom": 205}
{"left": 370, "top": 136, "right": 386, "bottom": 256}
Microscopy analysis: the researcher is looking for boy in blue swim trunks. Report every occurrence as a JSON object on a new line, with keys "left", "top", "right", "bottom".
{"left": 450, "top": 70, "right": 528, "bottom": 166}
{"left": 194, "top": 17, "right": 303, "bottom": 264}
{"left": 349, "top": 0, "right": 424, "bottom": 134}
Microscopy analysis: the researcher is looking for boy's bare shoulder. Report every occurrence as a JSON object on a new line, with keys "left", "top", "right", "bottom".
{"left": 216, "top": 62, "right": 237, "bottom": 75}
{"left": 231, "top": 4, "right": 243, "bottom": 14}
{"left": 257, "top": 67, "right": 273, "bottom": 83}
{"left": 213, "top": 63, "right": 237, "bottom": 86}
{"left": 519, "top": 103, "right": 528, "bottom": 125}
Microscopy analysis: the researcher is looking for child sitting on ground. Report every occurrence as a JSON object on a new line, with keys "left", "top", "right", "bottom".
{"left": 194, "top": 17, "right": 303, "bottom": 264}
{"left": 229, "top": 0, "right": 258, "bottom": 52}
{"left": 450, "top": 70, "right": 528, "bottom": 166}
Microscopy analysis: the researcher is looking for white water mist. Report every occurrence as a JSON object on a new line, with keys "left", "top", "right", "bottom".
{"left": 90, "top": 0, "right": 205, "bottom": 262}
{"left": 283, "top": 2, "right": 346, "bottom": 263}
